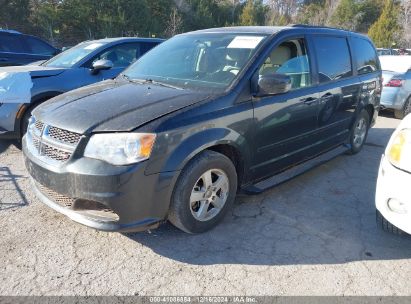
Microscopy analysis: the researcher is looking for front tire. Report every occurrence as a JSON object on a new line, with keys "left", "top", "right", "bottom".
{"left": 347, "top": 109, "right": 370, "bottom": 155}
{"left": 376, "top": 210, "right": 405, "bottom": 235}
{"left": 168, "top": 150, "right": 238, "bottom": 234}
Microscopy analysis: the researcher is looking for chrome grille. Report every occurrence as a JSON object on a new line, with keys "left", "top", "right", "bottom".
{"left": 42, "top": 143, "right": 72, "bottom": 161}
{"left": 48, "top": 126, "right": 81, "bottom": 145}
{"left": 33, "top": 138, "right": 40, "bottom": 150}
{"left": 35, "top": 181, "right": 75, "bottom": 208}
{"left": 27, "top": 118, "right": 81, "bottom": 165}
{"left": 34, "top": 120, "right": 44, "bottom": 132}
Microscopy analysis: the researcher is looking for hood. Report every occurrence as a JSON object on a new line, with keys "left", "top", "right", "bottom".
{"left": 0, "top": 65, "right": 66, "bottom": 78}
{"left": 34, "top": 80, "right": 211, "bottom": 134}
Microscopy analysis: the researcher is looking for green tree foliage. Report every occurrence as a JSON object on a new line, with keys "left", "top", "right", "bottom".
{"left": 183, "top": 0, "right": 219, "bottom": 30}
{"left": 0, "top": 0, "right": 30, "bottom": 32}
{"left": 0, "top": 0, "right": 408, "bottom": 48}
{"left": 331, "top": 0, "right": 359, "bottom": 30}
{"left": 356, "top": 0, "right": 384, "bottom": 33}
{"left": 239, "top": 0, "right": 267, "bottom": 26}
{"left": 368, "top": 0, "right": 402, "bottom": 48}
{"left": 295, "top": 1, "right": 327, "bottom": 25}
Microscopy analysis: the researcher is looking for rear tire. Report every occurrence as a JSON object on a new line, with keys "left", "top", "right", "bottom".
{"left": 394, "top": 98, "right": 411, "bottom": 119}
{"left": 168, "top": 150, "right": 237, "bottom": 234}
{"left": 376, "top": 210, "right": 405, "bottom": 235}
{"left": 346, "top": 109, "right": 370, "bottom": 155}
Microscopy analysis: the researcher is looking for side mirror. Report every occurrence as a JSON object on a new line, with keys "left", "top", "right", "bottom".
{"left": 91, "top": 59, "right": 114, "bottom": 74}
{"left": 253, "top": 73, "right": 292, "bottom": 97}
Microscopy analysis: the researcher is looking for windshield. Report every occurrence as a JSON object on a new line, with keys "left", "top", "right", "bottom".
{"left": 123, "top": 33, "right": 268, "bottom": 92}
{"left": 44, "top": 41, "right": 107, "bottom": 68}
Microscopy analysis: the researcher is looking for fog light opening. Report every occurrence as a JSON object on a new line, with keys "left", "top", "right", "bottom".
{"left": 387, "top": 198, "right": 408, "bottom": 214}
{"left": 73, "top": 199, "right": 120, "bottom": 222}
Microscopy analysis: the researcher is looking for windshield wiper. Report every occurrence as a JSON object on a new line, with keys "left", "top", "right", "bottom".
{"left": 120, "top": 75, "right": 183, "bottom": 90}
{"left": 144, "top": 78, "right": 183, "bottom": 90}
{"left": 120, "top": 74, "right": 145, "bottom": 84}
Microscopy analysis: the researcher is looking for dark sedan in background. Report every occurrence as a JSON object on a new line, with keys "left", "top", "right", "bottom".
{"left": 0, "top": 29, "right": 60, "bottom": 66}
{"left": 0, "top": 37, "right": 164, "bottom": 139}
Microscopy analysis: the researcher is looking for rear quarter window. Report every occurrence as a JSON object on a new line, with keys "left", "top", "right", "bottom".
{"left": 24, "top": 36, "right": 55, "bottom": 55}
{"left": 0, "top": 33, "right": 26, "bottom": 53}
{"left": 312, "top": 36, "right": 353, "bottom": 83}
{"left": 140, "top": 42, "right": 158, "bottom": 56}
{"left": 352, "top": 37, "right": 380, "bottom": 75}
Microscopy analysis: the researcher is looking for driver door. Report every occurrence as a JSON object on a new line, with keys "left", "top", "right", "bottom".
{"left": 250, "top": 37, "right": 320, "bottom": 181}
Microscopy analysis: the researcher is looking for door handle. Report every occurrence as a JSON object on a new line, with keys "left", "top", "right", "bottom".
{"left": 319, "top": 93, "right": 334, "bottom": 104}
{"left": 321, "top": 93, "right": 333, "bottom": 101}
{"left": 300, "top": 97, "right": 318, "bottom": 105}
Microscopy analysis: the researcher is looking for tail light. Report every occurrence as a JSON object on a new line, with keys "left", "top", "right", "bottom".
{"left": 385, "top": 79, "right": 404, "bottom": 87}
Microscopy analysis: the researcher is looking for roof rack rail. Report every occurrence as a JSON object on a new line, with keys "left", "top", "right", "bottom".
{"left": 288, "top": 24, "right": 345, "bottom": 31}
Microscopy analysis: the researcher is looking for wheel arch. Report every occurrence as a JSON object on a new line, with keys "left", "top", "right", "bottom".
{"left": 148, "top": 128, "right": 252, "bottom": 187}
{"left": 206, "top": 144, "right": 245, "bottom": 188}
{"left": 15, "top": 91, "right": 63, "bottom": 136}
{"left": 352, "top": 100, "right": 376, "bottom": 130}
{"left": 364, "top": 103, "right": 375, "bottom": 126}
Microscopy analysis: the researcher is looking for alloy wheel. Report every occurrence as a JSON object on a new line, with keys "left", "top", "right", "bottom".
{"left": 189, "top": 169, "right": 229, "bottom": 222}
{"left": 353, "top": 117, "right": 367, "bottom": 148}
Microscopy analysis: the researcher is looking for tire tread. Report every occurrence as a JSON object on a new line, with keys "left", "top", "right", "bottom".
{"left": 168, "top": 150, "right": 237, "bottom": 234}
{"left": 376, "top": 210, "right": 404, "bottom": 235}
{"left": 346, "top": 109, "right": 370, "bottom": 155}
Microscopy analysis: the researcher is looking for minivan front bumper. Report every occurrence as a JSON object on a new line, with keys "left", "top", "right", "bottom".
{"left": 23, "top": 137, "right": 179, "bottom": 232}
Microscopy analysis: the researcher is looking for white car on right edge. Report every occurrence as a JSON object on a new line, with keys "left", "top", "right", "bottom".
{"left": 376, "top": 114, "right": 411, "bottom": 235}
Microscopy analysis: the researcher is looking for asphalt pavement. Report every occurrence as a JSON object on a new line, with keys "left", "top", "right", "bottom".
{"left": 0, "top": 113, "right": 410, "bottom": 296}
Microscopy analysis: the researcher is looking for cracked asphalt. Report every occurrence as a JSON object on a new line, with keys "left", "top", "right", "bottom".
{"left": 0, "top": 114, "right": 410, "bottom": 296}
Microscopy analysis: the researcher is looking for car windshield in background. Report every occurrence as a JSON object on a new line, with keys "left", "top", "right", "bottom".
{"left": 43, "top": 42, "right": 107, "bottom": 68}
{"left": 123, "top": 33, "right": 268, "bottom": 92}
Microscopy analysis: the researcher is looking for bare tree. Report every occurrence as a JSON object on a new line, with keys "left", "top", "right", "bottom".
{"left": 400, "top": 0, "right": 411, "bottom": 47}
{"left": 268, "top": 0, "right": 299, "bottom": 17}
{"left": 266, "top": 0, "right": 299, "bottom": 24}
{"left": 165, "top": 7, "right": 183, "bottom": 38}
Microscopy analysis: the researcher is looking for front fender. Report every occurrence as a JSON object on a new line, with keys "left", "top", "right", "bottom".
{"left": 13, "top": 91, "right": 64, "bottom": 135}
{"left": 145, "top": 127, "right": 251, "bottom": 175}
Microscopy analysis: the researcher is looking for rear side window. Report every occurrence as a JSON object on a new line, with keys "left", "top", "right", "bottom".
{"left": 312, "top": 36, "right": 353, "bottom": 83}
{"left": 24, "top": 36, "right": 55, "bottom": 55}
{"left": 140, "top": 42, "right": 158, "bottom": 56}
{"left": 0, "top": 34, "right": 26, "bottom": 53}
{"left": 352, "top": 37, "right": 379, "bottom": 75}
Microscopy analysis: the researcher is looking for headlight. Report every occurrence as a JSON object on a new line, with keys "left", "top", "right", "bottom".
{"left": 84, "top": 133, "right": 156, "bottom": 165}
{"left": 387, "top": 129, "right": 411, "bottom": 172}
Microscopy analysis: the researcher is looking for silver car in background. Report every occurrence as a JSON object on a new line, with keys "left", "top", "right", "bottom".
{"left": 380, "top": 55, "right": 411, "bottom": 119}
{"left": 377, "top": 48, "right": 398, "bottom": 56}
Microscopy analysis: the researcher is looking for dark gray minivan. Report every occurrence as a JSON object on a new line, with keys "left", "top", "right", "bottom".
{"left": 24, "top": 26, "right": 381, "bottom": 233}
